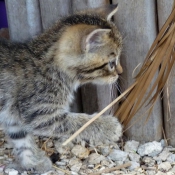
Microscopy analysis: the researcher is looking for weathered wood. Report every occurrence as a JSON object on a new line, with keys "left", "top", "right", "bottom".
{"left": 5, "top": 0, "right": 42, "bottom": 42}
{"left": 157, "top": 0, "right": 175, "bottom": 145}
{"left": 113, "top": 0, "right": 163, "bottom": 141}
{"left": 39, "top": 0, "right": 71, "bottom": 30}
{"left": 157, "top": 0, "right": 174, "bottom": 29}
{"left": 72, "top": 0, "right": 109, "bottom": 12}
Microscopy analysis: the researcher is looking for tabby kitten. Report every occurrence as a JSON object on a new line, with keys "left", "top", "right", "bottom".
{"left": 0, "top": 4, "right": 123, "bottom": 173}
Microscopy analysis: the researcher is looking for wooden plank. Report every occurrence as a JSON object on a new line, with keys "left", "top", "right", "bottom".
{"left": 39, "top": 0, "right": 71, "bottom": 30}
{"left": 5, "top": 0, "right": 42, "bottom": 42}
{"left": 72, "top": 0, "right": 109, "bottom": 12}
{"left": 157, "top": 0, "right": 175, "bottom": 146}
{"left": 157, "top": 0, "right": 174, "bottom": 29}
{"left": 113, "top": 0, "right": 163, "bottom": 141}
{"left": 72, "top": 0, "right": 118, "bottom": 115}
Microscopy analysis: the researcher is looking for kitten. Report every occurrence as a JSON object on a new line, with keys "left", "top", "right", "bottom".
{"left": 0, "top": 4, "right": 123, "bottom": 173}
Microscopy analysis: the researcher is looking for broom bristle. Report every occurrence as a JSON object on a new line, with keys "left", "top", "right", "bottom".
{"left": 115, "top": 5, "right": 175, "bottom": 126}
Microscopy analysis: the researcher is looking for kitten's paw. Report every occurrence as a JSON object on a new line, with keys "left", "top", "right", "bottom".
{"left": 14, "top": 148, "right": 52, "bottom": 173}
{"left": 5, "top": 163, "right": 23, "bottom": 173}
{"left": 78, "top": 115, "right": 122, "bottom": 146}
{"left": 103, "top": 116, "right": 123, "bottom": 143}
{"left": 28, "top": 156, "right": 52, "bottom": 173}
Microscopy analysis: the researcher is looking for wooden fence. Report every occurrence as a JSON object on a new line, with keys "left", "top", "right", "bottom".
{"left": 4, "top": 0, "right": 175, "bottom": 145}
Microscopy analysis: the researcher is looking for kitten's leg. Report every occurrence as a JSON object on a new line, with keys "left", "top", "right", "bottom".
{"left": 4, "top": 124, "right": 52, "bottom": 173}
{"left": 30, "top": 112, "right": 122, "bottom": 146}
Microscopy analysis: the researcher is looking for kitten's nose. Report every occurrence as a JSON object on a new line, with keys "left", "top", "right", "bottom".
{"left": 116, "top": 63, "right": 123, "bottom": 74}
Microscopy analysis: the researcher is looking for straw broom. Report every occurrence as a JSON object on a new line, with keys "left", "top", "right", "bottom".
{"left": 116, "top": 1, "right": 175, "bottom": 126}
{"left": 63, "top": 2, "right": 175, "bottom": 146}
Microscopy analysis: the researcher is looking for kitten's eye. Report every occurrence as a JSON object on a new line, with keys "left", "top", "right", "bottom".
{"left": 109, "top": 61, "right": 116, "bottom": 70}
{"left": 110, "top": 52, "right": 116, "bottom": 57}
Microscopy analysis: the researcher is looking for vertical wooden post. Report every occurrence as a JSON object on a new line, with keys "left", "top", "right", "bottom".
{"left": 157, "top": 0, "right": 175, "bottom": 146}
{"left": 5, "top": 0, "right": 42, "bottom": 42}
{"left": 113, "top": 0, "right": 163, "bottom": 141}
{"left": 39, "top": 0, "right": 71, "bottom": 30}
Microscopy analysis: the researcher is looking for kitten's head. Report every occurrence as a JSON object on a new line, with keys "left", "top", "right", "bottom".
{"left": 55, "top": 4, "right": 122, "bottom": 85}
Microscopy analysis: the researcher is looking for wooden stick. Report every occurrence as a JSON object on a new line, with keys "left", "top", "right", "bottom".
{"left": 52, "top": 165, "right": 71, "bottom": 175}
{"left": 89, "top": 162, "right": 131, "bottom": 175}
{"left": 62, "top": 83, "right": 137, "bottom": 146}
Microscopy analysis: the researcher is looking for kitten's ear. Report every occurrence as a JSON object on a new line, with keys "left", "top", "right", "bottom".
{"left": 84, "top": 29, "right": 111, "bottom": 53}
{"left": 90, "top": 4, "right": 118, "bottom": 21}
{"left": 79, "top": 4, "right": 118, "bottom": 21}
{"left": 106, "top": 4, "right": 118, "bottom": 21}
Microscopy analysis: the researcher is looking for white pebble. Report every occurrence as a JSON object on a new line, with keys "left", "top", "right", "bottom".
{"left": 9, "top": 170, "right": 18, "bottom": 175}
{"left": 137, "top": 141, "right": 163, "bottom": 157}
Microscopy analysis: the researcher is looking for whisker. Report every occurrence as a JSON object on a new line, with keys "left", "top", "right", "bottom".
{"left": 114, "top": 82, "right": 122, "bottom": 95}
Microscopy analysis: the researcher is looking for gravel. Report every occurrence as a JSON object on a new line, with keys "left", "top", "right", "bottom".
{"left": 0, "top": 130, "right": 175, "bottom": 174}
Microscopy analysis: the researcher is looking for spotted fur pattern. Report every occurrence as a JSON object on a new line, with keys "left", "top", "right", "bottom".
{"left": 0, "top": 6, "right": 123, "bottom": 173}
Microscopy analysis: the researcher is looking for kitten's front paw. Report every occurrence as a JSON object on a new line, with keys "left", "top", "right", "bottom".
{"left": 98, "top": 115, "right": 123, "bottom": 144}
{"left": 78, "top": 115, "right": 123, "bottom": 146}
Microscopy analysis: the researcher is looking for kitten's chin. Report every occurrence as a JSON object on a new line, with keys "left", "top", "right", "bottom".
{"left": 92, "top": 76, "right": 119, "bottom": 85}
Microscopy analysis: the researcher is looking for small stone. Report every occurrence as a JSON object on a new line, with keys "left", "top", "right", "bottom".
{"left": 8, "top": 170, "right": 18, "bottom": 175}
{"left": 124, "top": 140, "right": 139, "bottom": 153}
{"left": 87, "top": 165, "right": 94, "bottom": 169}
{"left": 167, "top": 153, "right": 175, "bottom": 163}
{"left": 55, "top": 161, "right": 67, "bottom": 166}
{"left": 127, "top": 161, "right": 140, "bottom": 170}
{"left": 156, "top": 160, "right": 162, "bottom": 165}
{"left": 99, "top": 166, "right": 105, "bottom": 171}
{"left": 167, "top": 172, "right": 174, "bottom": 175}
{"left": 80, "top": 169, "right": 93, "bottom": 174}
{"left": 41, "top": 171, "right": 56, "bottom": 175}
{"left": 71, "top": 145, "right": 90, "bottom": 159}
{"left": 69, "top": 157, "right": 81, "bottom": 166}
{"left": 170, "top": 166, "right": 175, "bottom": 173}
{"left": 154, "top": 148, "right": 171, "bottom": 161}
{"left": 46, "top": 140, "right": 54, "bottom": 148}
{"left": 160, "top": 139, "right": 167, "bottom": 147}
{"left": 108, "top": 149, "right": 128, "bottom": 162}
{"left": 137, "top": 141, "right": 163, "bottom": 157}
{"left": 156, "top": 172, "right": 166, "bottom": 175}
{"left": 113, "top": 171, "right": 125, "bottom": 174}
{"left": 158, "top": 161, "right": 172, "bottom": 171}
{"left": 128, "top": 152, "right": 140, "bottom": 162}
{"left": 115, "top": 160, "right": 124, "bottom": 166}
{"left": 137, "top": 168, "right": 144, "bottom": 173}
{"left": 71, "top": 163, "right": 82, "bottom": 172}
{"left": 99, "top": 146, "right": 111, "bottom": 156}
{"left": 146, "top": 170, "right": 156, "bottom": 175}
{"left": 55, "top": 170, "right": 65, "bottom": 175}
{"left": 142, "top": 156, "right": 155, "bottom": 166}
{"left": 101, "top": 160, "right": 111, "bottom": 167}
{"left": 88, "top": 153, "right": 105, "bottom": 164}
{"left": 21, "top": 172, "right": 28, "bottom": 175}
{"left": 0, "top": 166, "right": 4, "bottom": 173}
{"left": 70, "top": 172, "right": 79, "bottom": 175}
